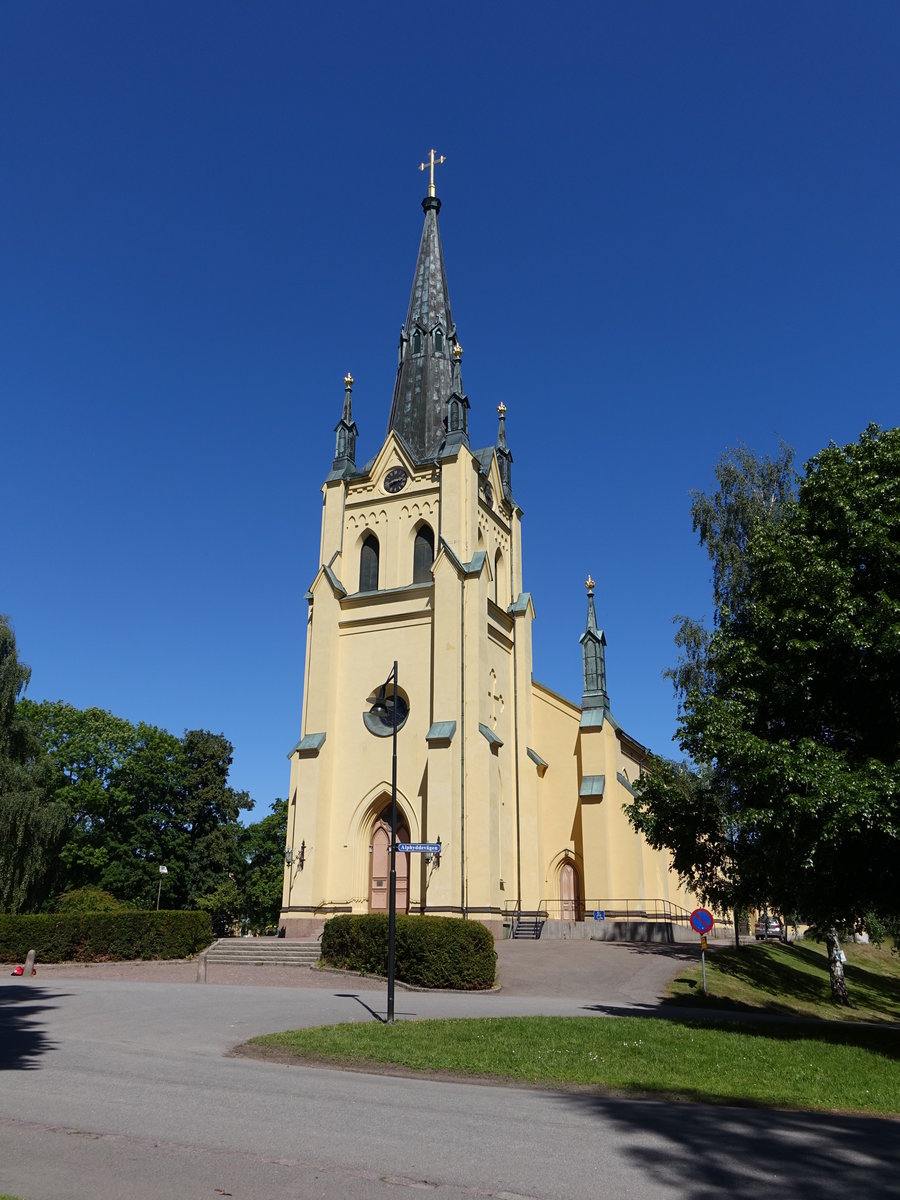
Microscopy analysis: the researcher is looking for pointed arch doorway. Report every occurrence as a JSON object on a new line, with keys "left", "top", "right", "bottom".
{"left": 560, "top": 860, "right": 581, "bottom": 921}
{"left": 369, "top": 809, "right": 410, "bottom": 914}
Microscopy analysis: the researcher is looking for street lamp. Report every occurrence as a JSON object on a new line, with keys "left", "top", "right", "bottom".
{"left": 156, "top": 864, "right": 168, "bottom": 910}
{"left": 369, "top": 661, "right": 400, "bottom": 1024}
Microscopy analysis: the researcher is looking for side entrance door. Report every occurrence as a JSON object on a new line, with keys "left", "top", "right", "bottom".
{"left": 560, "top": 860, "right": 580, "bottom": 921}
{"left": 369, "top": 815, "right": 410, "bottom": 914}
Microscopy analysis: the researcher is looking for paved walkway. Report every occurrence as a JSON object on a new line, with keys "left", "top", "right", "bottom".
{"left": 16, "top": 936, "right": 704, "bottom": 1006}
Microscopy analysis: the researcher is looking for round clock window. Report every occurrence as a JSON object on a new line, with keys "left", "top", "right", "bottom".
{"left": 384, "top": 467, "right": 408, "bottom": 494}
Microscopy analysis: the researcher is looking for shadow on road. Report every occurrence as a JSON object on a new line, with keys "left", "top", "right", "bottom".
{"left": 619, "top": 942, "right": 704, "bottom": 962}
{"left": 0, "top": 984, "right": 66, "bottom": 1069}
{"left": 554, "top": 1090, "right": 900, "bottom": 1199}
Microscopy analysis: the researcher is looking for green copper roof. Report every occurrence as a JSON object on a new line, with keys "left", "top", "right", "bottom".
{"left": 579, "top": 774, "right": 605, "bottom": 798}
{"left": 288, "top": 732, "right": 326, "bottom": 757}
{"left": 426, "top": 721, "right": 457, "bottom": 743}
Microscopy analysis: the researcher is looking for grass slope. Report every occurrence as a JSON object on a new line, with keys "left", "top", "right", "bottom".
{"left": 667, "top": 939, "right": 900, "bottom": 1022}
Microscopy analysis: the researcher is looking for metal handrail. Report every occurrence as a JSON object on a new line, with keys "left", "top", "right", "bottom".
{"left": 537, "top": 897, "right": 698, "bottom": 925}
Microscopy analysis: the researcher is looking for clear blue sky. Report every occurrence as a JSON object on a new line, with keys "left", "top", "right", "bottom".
{"left": 3, "top": 3, "right": 898, "bottom": 820}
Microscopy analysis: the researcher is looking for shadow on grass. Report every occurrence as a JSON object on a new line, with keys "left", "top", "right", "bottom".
{"left": 0, "top": 982, "right": 65, "bottom": 1069}
{"left": 579, "top": 1005, "right": 900, "bottom": 1058}
{"left": 663, "top": 942, "right": 900, "bottom": 1020}
{"left": 555, "top": 1090, "right": 900, "bottom": 1200}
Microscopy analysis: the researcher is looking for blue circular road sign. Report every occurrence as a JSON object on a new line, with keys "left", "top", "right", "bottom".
{"left": 690, "top": 908, "right": 715, "bottom": 934}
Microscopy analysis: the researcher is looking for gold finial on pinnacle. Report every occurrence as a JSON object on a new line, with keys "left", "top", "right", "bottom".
{"left": 585, "top": 575, "right": 595, "bottom": 595}
{"left": 452, "top": 341, "right": 463, "bottom": 362}
{"left": 418, "top": 148, "right": 447, "bottom": 198}
{"left": 344, "top": 372, "right": 354, "bottom": 390}
{"left": 497, "top": 402, "right": 507, "bottom": 417}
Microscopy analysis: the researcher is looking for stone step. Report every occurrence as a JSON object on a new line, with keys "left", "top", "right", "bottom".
{"left": 205, "top": 938, "right": 321, "bottom": 965}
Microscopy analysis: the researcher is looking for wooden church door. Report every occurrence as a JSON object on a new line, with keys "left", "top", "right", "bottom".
{"left": 560, "top": 861, "right": 580, "bottom": 921}
{"left": 369, "top": 815, "right": 409, "bottom": 914}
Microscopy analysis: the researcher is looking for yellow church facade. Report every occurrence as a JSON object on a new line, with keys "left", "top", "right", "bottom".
{"left": 280, "top": 167, "right": 695, "bottom": 939}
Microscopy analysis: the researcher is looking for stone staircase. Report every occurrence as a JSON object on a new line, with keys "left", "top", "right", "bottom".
{"left": 203, "top": 936, "right": 321, "bottom": 966}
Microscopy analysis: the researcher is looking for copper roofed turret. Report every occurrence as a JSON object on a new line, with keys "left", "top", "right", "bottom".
{"left": 387, "top": 150, "right": 463, "bottom": 462}
{"left": 580, "top": 575, "right": 610, "bottom": 713}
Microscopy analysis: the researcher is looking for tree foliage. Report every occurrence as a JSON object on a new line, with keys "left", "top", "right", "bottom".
{"left": 4, "top": 619, "right": 282, "bottom": 928}
{"left": 628, "top": 426, "right": 899, "bottom": 999}
{"left": 237, "top": 796, "right": 287, "bottom": 932}
{"left": 683, "top": 426, "right": 899, "bottom": 930}
{"left": 18, "top": 700, "right": 252, "bottom": 911}
{"left": 0, "top": 616, "right": 68, "bottom": 912}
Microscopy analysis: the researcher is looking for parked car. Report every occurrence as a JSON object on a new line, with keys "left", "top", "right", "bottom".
{"left": 754, "top": 914, "right": 785, "bottom": 941}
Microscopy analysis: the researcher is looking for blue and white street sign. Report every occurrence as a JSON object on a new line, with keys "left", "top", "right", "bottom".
{"left": 396, "top": 842, "right": 442, "bottom": 854}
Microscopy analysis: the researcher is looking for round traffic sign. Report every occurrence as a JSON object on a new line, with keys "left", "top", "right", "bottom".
{"left": 690, "top": 907, "right": 715, "bottom": 934}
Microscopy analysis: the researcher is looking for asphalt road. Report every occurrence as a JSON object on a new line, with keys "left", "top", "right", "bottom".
{"left": 1, "top": 949, "right": 898, "bottom": 1200}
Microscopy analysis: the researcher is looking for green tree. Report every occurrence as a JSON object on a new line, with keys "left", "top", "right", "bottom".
{"left": 628, "top": 443, "right": 797, "bottom": 945}
{"left": 634, "top": 427, "right": 899, "bottom": 1003}
{"left": 179, "top": 729, "right": 252, "bottom": 909}
{"left": 19, "top": 700, "right": 184, "bottom": 906}
{"left": 238, "top": 797, "right": 288, "bottom": 932}
{"left": 683, "top": 425, "right": 899, "bottom": 1001}
{"left": 19, "top": 702, "right": 251, "bottom": 911}
{"left": 0, "top": 616, "right": 68, "bottom": 912}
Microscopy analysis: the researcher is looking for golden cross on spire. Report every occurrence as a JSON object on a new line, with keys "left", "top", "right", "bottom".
{"left": 418, "top": 148, "right": 446, "bottom": 198}
{"left": 344, "top": 372, "right": 354, "bottom": 390}
{"left": 585, "top": 575, "right": 595, "bottom": 596}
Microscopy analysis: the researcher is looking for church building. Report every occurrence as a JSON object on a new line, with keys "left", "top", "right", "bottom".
{"left": 280, "top": 156, "right": 694, "bottom": 938}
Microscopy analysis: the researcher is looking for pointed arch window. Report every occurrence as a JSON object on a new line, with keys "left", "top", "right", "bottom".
{"left": 413, "top": 525, "right": 435, "bottom": 583}
{"left": 359, "top": 534, "right": 380, "bottom": 592}
{"left": 412, "top": 329, "right": 422, "bottom": 355}
{"left": 583, "top": 637, "right": 601, "bottom": 693}
{"left": 433, "top": 329, "right": 443, "bottom": 354}
{"left": 494, "top": 548, "right": 505, "bottom": 606}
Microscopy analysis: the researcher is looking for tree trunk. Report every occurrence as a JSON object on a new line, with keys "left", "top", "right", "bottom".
{"left": 824, "top": 926, "right": 850, "bottom": 1005}
{"left": 733, "top": 908, "right": 741, "bottom": 950}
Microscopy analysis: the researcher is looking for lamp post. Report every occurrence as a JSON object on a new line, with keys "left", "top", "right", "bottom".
{"left": 371, "top": 661, "right": 400, "bottom": 1024}
{"left": 156, "top": 864, "right": 168, "bottom": 910}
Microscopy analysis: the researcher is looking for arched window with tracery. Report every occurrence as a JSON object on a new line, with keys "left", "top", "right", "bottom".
{"left": 413, "top": 524, "right": 434, "bottom": 584}
{"left": 359, "top": 534, "right": 380, "bottom": 592}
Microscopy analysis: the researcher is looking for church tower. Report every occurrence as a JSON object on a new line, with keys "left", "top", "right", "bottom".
{"left": 280, "top": 158, "right": 695, "bottom": 938}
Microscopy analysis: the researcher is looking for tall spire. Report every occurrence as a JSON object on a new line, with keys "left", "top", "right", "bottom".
{"left": 331, "top": 372, "right": 358, "bottom": 474}
{"left": 496, "top": 402, "right": 513, "bottom": 500}
{"left": 580, "top": 575, "right": 610, "bottom": 712}
{"left": 388, "top": 152, "right": 461, "bottom": 462}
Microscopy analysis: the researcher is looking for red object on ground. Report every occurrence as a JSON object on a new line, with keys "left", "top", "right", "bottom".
{"left": 10, "top": 966, "right": 24, "bottom": 976}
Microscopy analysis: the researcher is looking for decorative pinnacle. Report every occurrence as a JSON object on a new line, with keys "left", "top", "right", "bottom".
{"left": 585, "top": 575, "right": 595, "bottom": 596}
{"left": 497, "top": 402, "right": 507, "bottom": 417}
{"left": 418, "top": 148, "right": 446, "bottom": 198}
{"left": 343, "top": 372, "right": 354, "bottom": 391}
{"left": 452, "top": 341, "right": 463, "bottom": 362}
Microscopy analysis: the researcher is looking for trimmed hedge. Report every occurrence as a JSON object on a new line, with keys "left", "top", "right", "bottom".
{"left": 320, "top": 914, "right": 496, "bottom": 990}
{"left": 0, "top": 910, "right": 213, "bottom": 963}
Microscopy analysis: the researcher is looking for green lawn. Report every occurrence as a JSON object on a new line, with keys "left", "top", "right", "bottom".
{"left": 249, "top": 1014, "right": 900, "bottom": 1115}
{"left": 667, "top": 939, "right": 900, "bottom": 1022}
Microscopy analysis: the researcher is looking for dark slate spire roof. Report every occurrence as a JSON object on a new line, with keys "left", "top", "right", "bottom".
{"left": 496, "top": 402, "right": 513, "bottom": 501}
{"left": 329, "top": 372, "right": 359, "bottom": 479}
{"left": 580, "top": 575, "right": 610, "bottom": 712}
{"left": 387, "top": 194, "right": 462, "bottom": 462}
